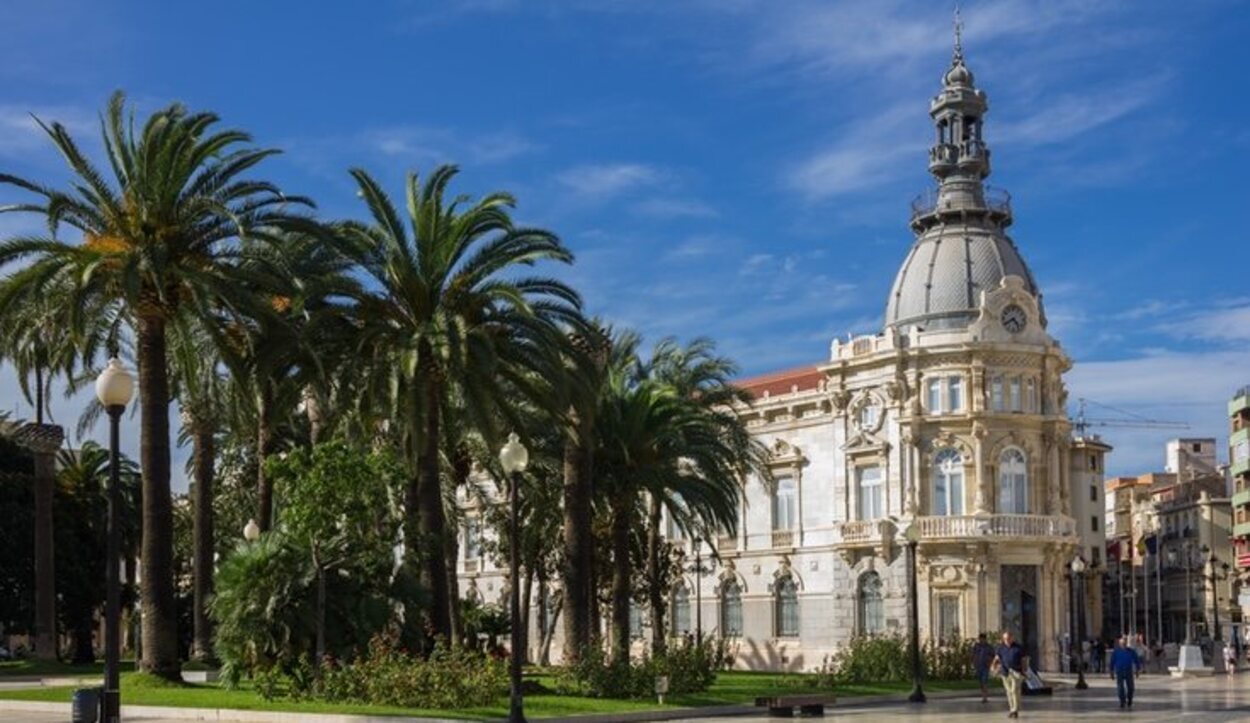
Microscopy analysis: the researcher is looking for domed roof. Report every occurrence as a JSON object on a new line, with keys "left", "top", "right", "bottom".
{"left": 884, "top": 224, "right": 1044, "bottom": 331}
{"left": 943, "top": 61, "right": 974, "bottom": 87}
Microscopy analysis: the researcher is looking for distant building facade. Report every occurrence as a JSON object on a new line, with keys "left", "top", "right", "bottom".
{"left": 1230, "top": 388, "right": 1250, "bottom": 626}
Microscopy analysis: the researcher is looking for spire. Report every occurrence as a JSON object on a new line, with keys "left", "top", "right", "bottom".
{"left": 912, "top": 11, "right": 1011, "bottom": 230}
{"left": 952, "top": 5, "right": 964, "bottom": 66}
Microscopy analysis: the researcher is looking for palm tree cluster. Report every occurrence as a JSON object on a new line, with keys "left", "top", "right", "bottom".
{"left": 0, "top": 92, "right": 765, "bottom": 676}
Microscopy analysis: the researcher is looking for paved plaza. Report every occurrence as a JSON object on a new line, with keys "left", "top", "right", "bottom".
{"left": 4, "top": 674, "right": 1249, "bottom": 723}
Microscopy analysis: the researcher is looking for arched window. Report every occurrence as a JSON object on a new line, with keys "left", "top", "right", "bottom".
{"left": 999, "top": 448, "right": 1028, "bottom": 514}
{"left": 857, "top": 466, "right": 883, "bottom": 521}
{"left": 775, "top": 577, "right": 799, "bottom": 637}
{"left": 671, "top": 583, "right": 690, "bottom": 636}
{"left": 933, "top": 448, "right": 965, "bottom": 516}
{"left": 858, "top": 572, "right": 884, "bottom": 636}
{"left": 721, "top": 581, "right": 743, "bottom": 637}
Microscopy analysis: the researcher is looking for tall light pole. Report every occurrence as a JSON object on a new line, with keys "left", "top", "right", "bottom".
{"left": 1071, "top": 555, "right": 1088, "bottom": 690}
{"left": 95, "top": 358, "right": 134, "bottom": 723}
{"left": 904, "top": 522, "right": 925, "bottom": 703}
{"left": 692, "top": 537, "right": 703, "bottom": 645}
{"left": 499, "top": 433, "right": 529, "bottom": 723}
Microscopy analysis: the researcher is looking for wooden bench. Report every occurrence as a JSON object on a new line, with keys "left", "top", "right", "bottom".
{"left": 754, "top": 694, "right": 837, "bottom": 717}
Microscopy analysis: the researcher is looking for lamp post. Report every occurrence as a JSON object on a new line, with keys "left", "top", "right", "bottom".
{"left": 692, "top": 537, "right": 703, "bottom": 645}
{"left": 95, "top": 358, "right": 134, "bottom": 723}
{"left": 1071, "top": 555, "right": 1088, "bottom": 689}
{"left": 904, "top": 522, "right": 925, "bottom": 703}
{"left": 1204, "top": 550, "right": 1230, "bottom": 642}
{"left": 499, "top": 433, "right": 529, "bottom": 723}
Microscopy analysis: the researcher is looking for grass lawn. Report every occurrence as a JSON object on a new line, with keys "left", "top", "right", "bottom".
{"left": 0, "top": 670, "right": 981, "bottom": 720}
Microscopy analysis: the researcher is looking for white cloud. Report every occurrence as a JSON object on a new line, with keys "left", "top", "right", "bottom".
{"left": 0, "top": 103, "right": 94, "bottom": 158}
{"left": 1155, "top": 302, "right": 1250, "bottom": 343}
{"left": 361, "top": 126, "right": 537, "bottom": 165}
{"left": 556, "top": 163, "right": 664, "bottom": 198}
{"left": 784, "top": 101, "right": 924, "bottom": 200}
{"left": 633, "top": 197, "right": 717, "bottom": 219}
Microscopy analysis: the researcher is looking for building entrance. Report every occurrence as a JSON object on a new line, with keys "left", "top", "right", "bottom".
{"left": 1001, "top": 565, "right": 1040, "bottom": 665}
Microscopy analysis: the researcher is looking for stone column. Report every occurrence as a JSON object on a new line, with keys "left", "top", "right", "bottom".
{"left": 16, "top": 423, "right": 65, "bottom": 661}
{"left": 972, "top": 422, "right": 989, "bottom": 514}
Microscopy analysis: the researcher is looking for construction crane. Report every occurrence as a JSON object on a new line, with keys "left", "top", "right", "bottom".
{"left": 1070, "top": 397, "right": 1189, "bottom": 437}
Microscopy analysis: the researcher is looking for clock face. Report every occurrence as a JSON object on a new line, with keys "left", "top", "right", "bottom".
{"left": 1001, "top": 304, "right": 1028, "bottom": 334}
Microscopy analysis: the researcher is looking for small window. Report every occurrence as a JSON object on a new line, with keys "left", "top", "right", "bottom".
{"left": 859, "top": 402, "right": 879, "bottom": 430}
{"left": 464, "top": 519, "right": 482, "bottom": 561}
{"left": 927, "top": 378, "right": 943, "bottom": 414}
{"left": 858, "top": 572, "right": 884, "bottom": 636}
{"left": 857, "top": 466, "right": 884, "bottom": 521}
{"left": 773, "top": 477, "right": 797, "bottom": 532}
{"left": 629, "top": 603, "right": 644, "bottom": 640}
{"left": 721, "top": 581, "right": 743, "bottom": 637}
{"left": 1090, "top": 485, "right": 1097, "bottom": 502}
{"left": 1009, "top": 377, "right": 1022, "bottom": 412}
{"left": 1091, "top": 516, "right": 1099, "bottom": 532}
{"left": 775, "top": 577, "right": 799, "bottom": 638}
{"left": 1091, "top": 547, "right": 1101, "bottom": 566}
{"left": 937, "top": 595, "right": 960, "bottom": 643}
{"left": 671, "top": 584, "right": 691, "bottom": 636}
{"left": 991, "top": 377, "right": 1004, "bottom": 411}
{"left": 1192, "top": 442, "right": 1202, "bottom": 453}
{"left": 1025, "top": 379, "right": 1036, "bottom": 412}
{"left": 1089, "top": 454, "right": 1098, "bottom": 471}
{"left": 949, "top": 376, "right": 963, "bottom": 412}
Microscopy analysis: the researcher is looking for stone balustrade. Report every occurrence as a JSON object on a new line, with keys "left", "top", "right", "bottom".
{"left": 834, "top": 513, "right": 1075, "bottom": 548}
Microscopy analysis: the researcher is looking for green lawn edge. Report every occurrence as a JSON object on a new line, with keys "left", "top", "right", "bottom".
{"left": 0, "top": 671, "right": 981, "bottom": 720}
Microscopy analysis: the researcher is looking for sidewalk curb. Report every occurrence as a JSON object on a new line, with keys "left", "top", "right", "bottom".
{"left": 0, "top": 700, "right": 464, "bottom": 723}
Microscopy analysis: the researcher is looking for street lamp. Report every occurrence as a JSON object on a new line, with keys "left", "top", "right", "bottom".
{"left": 95, "top": 358, "right": 134, "bottom": 723}
{"left": 1070, "top": 555, "right": 1088, "bottom": 690}
{"left": 499, "top": 432, "right": 529, "bottom": 723}
{"left": 243, "top": 519, "right": 261, "bottom": 542}
{"left": 904, "top": 521, "right": 925, "bottom": 703}
{"left": 1204, "top": 550, "right": 1230, "bottom": 642}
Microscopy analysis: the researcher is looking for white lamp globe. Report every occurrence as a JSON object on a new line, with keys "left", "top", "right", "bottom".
{"left": 499, "top": 432, "right": 529, "bottom": 474}
{"left": 243, "top": 519, "right": 261, "bottom": 542}
{"left": 1072, "top": 556, "right": 1086, "bottom": 574}
{"left": 904, "top": 522, "right": 921, "bottom": 544}
{"left": 95, "top": 358, "right": 135, "bottom": 408}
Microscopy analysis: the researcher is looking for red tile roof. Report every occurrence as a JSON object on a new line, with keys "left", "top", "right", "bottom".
{"left": 736, "top": 364, "right": 824, "bottom": 399}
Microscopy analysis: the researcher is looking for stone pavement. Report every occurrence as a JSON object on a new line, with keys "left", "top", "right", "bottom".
{"left": 678, "top": 674, "right": 1250, "bottom": 722}
{"left": 3, "top": 674, "right": 1248, "bottom": 722}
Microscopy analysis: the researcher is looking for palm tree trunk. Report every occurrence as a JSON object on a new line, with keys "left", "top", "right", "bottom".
{"left": 190, "top": 420, "right": 215, "bottom": 662}
{"left": 34, "top": 365, "right": 44, "bottom": 425}
{"left": 303, "top": 386, "right": 324, "bottom": 446}
{"left": 446, "top": 444, "right": 473, "bottom": 648}
{"left": 417, "top": 374, "right": 452, "bottom": 645}
{"left": 647, "top": 496, "right": 667, "bottom": 655}
{"left": 610, "top": 489, "right": 633, "bottom": 666}
{"left": 26, "top": 423, "right": 61, "bottom": 661}
{"left": 136, "top": 314, "right": 180, "bottom": 679}
{"left": 561, "top": 412, "right": 595, "bottom": 661}
{"left": 256, "top": 382, "right": 276, "bottom": 530}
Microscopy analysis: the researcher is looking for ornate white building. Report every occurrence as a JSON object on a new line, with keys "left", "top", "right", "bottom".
{"left": 459, "top": 37, "right": 1106, "bottom": 672}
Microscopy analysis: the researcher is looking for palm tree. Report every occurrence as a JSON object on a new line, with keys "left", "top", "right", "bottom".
{"left": 593, "top": 337, "right": 763, "bottom": 663}
{"left": 0, "top": 92, "right": 313, "bottom": 677}
{"left": 333, "top": 165, "right": 579, "bottom": 646}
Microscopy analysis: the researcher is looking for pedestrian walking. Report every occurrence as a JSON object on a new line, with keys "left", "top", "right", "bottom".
{"left": 1082, "top": 638, "right": 1092, "bottom": 673}
{"left": 1092, "top": 638, "right": 1105, "bottom": 673}
{"left": 992, "top": 631, "right": 1027, "bottom": 719}
{"left": 972, "top": 633, "right": 995, "bottom": 703}
{"left": 1109, "top": 635, "right": 1142, "bottom": 709}
{"left": 1224, "top": 642, "right": 1237, "bottom": 675}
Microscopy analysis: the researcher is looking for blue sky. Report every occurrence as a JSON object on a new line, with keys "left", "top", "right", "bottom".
{"left": 1, "top": 0, "right": 1248, "bottom": 485}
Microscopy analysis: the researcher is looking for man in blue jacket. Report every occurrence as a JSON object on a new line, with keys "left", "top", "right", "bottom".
{"left": 1109, "top": 635, "right": 1142, "bottom": 709}
{"left": 993, "top": 631, "right": 1027, "bottom": 718}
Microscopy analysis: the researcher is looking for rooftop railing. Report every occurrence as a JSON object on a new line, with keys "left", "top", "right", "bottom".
{"left": 909, "top": 185, "right": 1011, "bottom": 222}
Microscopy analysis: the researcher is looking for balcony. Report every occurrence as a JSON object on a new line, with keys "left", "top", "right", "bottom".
{"left": 833, "top": 518, "right": 897, "bottom": 547}
{"left": 909, "top": 185, "right": 1011, "bottom": 224}
{"left": 914, "top": 513, "right": 1076, "bottom": 542}
{"left": 1233, "top": 488, "right": 1250, "bottom": 509}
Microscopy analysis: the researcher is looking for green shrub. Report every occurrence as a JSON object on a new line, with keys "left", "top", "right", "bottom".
{"left": 815, "top": 635, "right": 977, "bottom": 687}
{"left": 555, "top": 637, "right": 725, "bottom": 699}
{"left": 317, "top": 633, "right": 507, "bottom": 709}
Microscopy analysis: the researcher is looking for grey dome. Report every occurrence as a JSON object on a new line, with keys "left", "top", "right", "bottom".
{"left": 884, "top": 224, "right": 1044, "bottom": 331}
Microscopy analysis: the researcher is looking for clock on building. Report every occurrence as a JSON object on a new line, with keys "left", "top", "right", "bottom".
{"left": 1000, "top": 304, "right": 1028, "bottom": 334}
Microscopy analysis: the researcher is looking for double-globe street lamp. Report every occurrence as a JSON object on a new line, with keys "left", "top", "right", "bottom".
{"left": 1202, "top": 547, "right": 1231, "bottom": 642}
{"left": 95, "top": 358, "right": 134, "bottom": 723}
{"left": 1069, "top": 555, "right": 1088, "bottom": 690}
{"left": 499, "top": 433, "right": 529, "bottom": 723}
{"left": 904, "top": 521, "right": 925, "bottom": 704}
